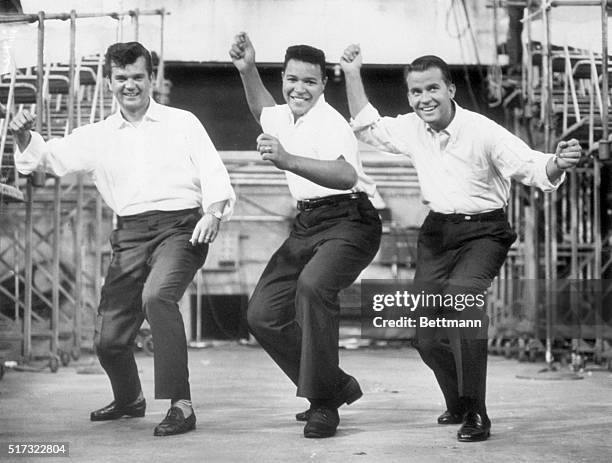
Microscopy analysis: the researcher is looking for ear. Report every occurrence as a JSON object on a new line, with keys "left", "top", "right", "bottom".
{"left": 406, "top": 90, "right": 414, "bottom": 109}
{"left": 448, "top": 82, "right": 456, "bottom": 99}
{"left": 106, "top": 77, "right": 112, "bottom": 92}
{"left": 322, "top": 76, "right": 327, "bottom": 89}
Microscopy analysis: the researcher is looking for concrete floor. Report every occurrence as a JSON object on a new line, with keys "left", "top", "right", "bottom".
{"left": 1, "top": 345, "right": 611, "bottom": 463}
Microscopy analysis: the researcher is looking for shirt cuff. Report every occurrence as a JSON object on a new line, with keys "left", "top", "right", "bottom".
{"left": 541, "top": 153, "right": 565, "bottom": 191}
{"left": 203, "top": 193, "right": 236, "bottom": 222}
{"left": 350, "top": 103, "right": 380, "bottom": 131}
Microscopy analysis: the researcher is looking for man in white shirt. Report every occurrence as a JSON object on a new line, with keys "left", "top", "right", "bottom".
{"left": 230, "top": 33, "right": 381, "bottom": 438}
{"left": 10, "top": 42, "right": 235, "bottom": 437}
{"left": 340, "top": 45, "right": 582, "bottom": 442}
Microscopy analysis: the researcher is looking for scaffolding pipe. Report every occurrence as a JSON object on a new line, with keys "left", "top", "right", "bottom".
{"left": 72, "top": 8, "right": 84, "bottom": 355}
{"left": 22, "top": 11, "right": 45, "bottom": 359}
{"left": 600, "top": 0, "right": 610, "bottom": 159}
{"left": 157, "top": 8, "right": 166, "bottom": 95}
{"left": 594, "top": 0, "right": 608, "bottom": 360}
{"left": 131, "top": 8, "right": 140, "bottom": 41}
{"left": 540, "top": 2, "right": 557, "bottom": 367}
{"left": 94, "top": 196, "right": 102, "bottom": 302}
{"left": 68, "top": 10, "right": 76, "bottom": 134}
{"left": 51, "top": 180, "right": 60, "bottom": 356}
{"left": 0, "top": 9, "right": 168, "bottom": 24}
{"left": 524, "top": 1, "right": 535, "bottom": 113}
{"left": 73, "top": 178, "right": 83, "bottom": 357}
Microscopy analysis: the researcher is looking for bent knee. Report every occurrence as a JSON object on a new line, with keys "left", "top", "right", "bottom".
{"left": 95, "top": 335, "right": 130, "bottom": 355}
{"left": 296, "top": 274, "right": 325, "bottom": 299}
{"left": 246, "top": 302, "right": 272, "bottom": 334}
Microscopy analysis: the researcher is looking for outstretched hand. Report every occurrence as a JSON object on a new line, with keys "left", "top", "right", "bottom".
{"left": 229, "top": 31, "right": 256, "bottom": 72}
{"left": 339, "top": 44, "right": 363, "bottom": 74}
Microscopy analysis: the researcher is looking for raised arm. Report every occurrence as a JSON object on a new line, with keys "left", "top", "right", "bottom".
{"left": 229, "top": 32, "right": 276, "bottom": 123}
{"left": 339, "top": 44, "right": 370, "bottom": 118}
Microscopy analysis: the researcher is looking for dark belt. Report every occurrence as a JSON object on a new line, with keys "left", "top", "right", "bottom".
{"left": 296, "top": 192, "right": 367, "bottom": 212}
{"left": 428, "top": 208, "right": 506, "bottom": 223}
{"left": 116, "top": 207, "right": 200, "bottom": 230}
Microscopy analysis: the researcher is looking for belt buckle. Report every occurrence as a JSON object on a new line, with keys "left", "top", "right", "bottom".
{"left": 298, "top": 200, "right": 312, "bottom": 211}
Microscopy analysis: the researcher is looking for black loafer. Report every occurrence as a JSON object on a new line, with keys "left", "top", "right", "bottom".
{"left": 296, "top": 375, "right": 362, "bottom": 422}
{"left": 437, "top": 410, "right": 463, "bottom": 425}
{"left": 303, "top": 407, "right": 340, "bottom": 438}
{"left": 457, "top": 411, "right": 491, "bottom": 442}
{"left": 90, "top": 398, "right": 146, "bottom": 421}
{"left": 153, "top": 407, "right": 196, "bottom": 437}
{"left": 330, "top": 375, "right": 363, "bottom": 409}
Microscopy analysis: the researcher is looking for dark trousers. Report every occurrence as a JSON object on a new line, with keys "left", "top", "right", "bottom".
{"left": 248, "top": 196, "right": 381, "bottom": 399}
{"left": 94, "top": 208, "right": 207, "bottom": 405}
{"left": 413, "top": 211, "right": 516, "bottom": 419}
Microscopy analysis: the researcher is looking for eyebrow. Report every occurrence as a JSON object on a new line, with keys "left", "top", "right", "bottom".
{"left": 114, "top": 72, "right": 146, "bottom": 77}
{"left": 284, "top": 74, "right": 319, "bottom": 80}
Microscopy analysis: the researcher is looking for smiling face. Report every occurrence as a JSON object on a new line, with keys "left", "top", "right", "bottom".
{"left": 406, "top": 67, "right": 456, "bottom": 131}
{"left": 282, "top": 59, "right": 326, "bottom": 120}
{"left": 108, "top": 56, "right": 152, "bottom": 120}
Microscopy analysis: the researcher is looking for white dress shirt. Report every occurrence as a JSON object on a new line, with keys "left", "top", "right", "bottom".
{"left": 15, "top": 98, "right": 235, "bottom": 218}
{"left": 351, "top": 102, "right": 563, "bottom": 214}
{"left": 260, "top": 96, "right": 376, "bottom": 201}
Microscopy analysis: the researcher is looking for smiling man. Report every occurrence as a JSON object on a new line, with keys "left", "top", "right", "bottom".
{"left": 340, "top": 46, "right": 583, "bottom": 442}
{"left": 10, "top": 42, "right": 235, "bottom": 436}
{"left": 229, "top": 33, "right": 381, "bottom": 438}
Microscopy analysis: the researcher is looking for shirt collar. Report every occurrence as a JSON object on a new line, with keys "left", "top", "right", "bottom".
{"left": 425, "top": 100, "right": 462, "bottom": 140}
{"left": 284, "top": 95, "right": 327, "bottom": 126}
{"left": 108, "top": 97, "right": 162, "bottom": 129}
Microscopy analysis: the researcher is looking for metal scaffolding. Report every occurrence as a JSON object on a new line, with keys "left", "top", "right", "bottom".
{"left": 0, "top": 8, "right": 167, "bottom": 374}
{"left": 487, "top": 0, "right": 612, "bottom": 369}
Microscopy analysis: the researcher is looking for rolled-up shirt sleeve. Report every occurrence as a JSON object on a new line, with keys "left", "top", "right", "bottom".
{"left": 15, "top": 127, "right": 95, "bottom": 177}
{"left": 489, "top": 123, "right": 564, "bottom": 192}
{"left": 188, "top": 115, "right": 236, "bottom": 221}
{"left": 350, "top": 103, "right": 412, "bottom": 157}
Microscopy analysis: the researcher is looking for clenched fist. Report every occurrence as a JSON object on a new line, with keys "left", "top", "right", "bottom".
{"left": 8, "top": 109, "right": 36, "bottom": 151}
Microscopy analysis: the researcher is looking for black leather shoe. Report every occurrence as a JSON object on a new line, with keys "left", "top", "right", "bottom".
{"left": 296, "top": 376, "right": 362, "bottom": 422}
{"left": 90, "top": 398, "right": 146, "bottom": 421}
{"left": 303, "top": 407, "right": 340, "bottom": 438}
{"left": 437, "top": 410, "right": 463, "bottom": 425}
{"left": 457, "top": 411, "right": 491, "bottom": 442}
{"left": 330, "top": 375, "right": 363, "bottom": 409}
{"left": 296, "top": 408, "right": 312, "bottom": 422}
{"left": 153, "top": 407, "right": 196, "bottom": 436}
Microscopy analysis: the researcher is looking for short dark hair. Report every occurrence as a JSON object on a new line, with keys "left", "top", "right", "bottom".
{"left": 404, "top": 55, "right": 453, "bottom": 86}
{"left": 103, "top": 42, "right": 153, "bottom": 78}
{"left": 283, "top": 45, "right": 327, "bottom": 79}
